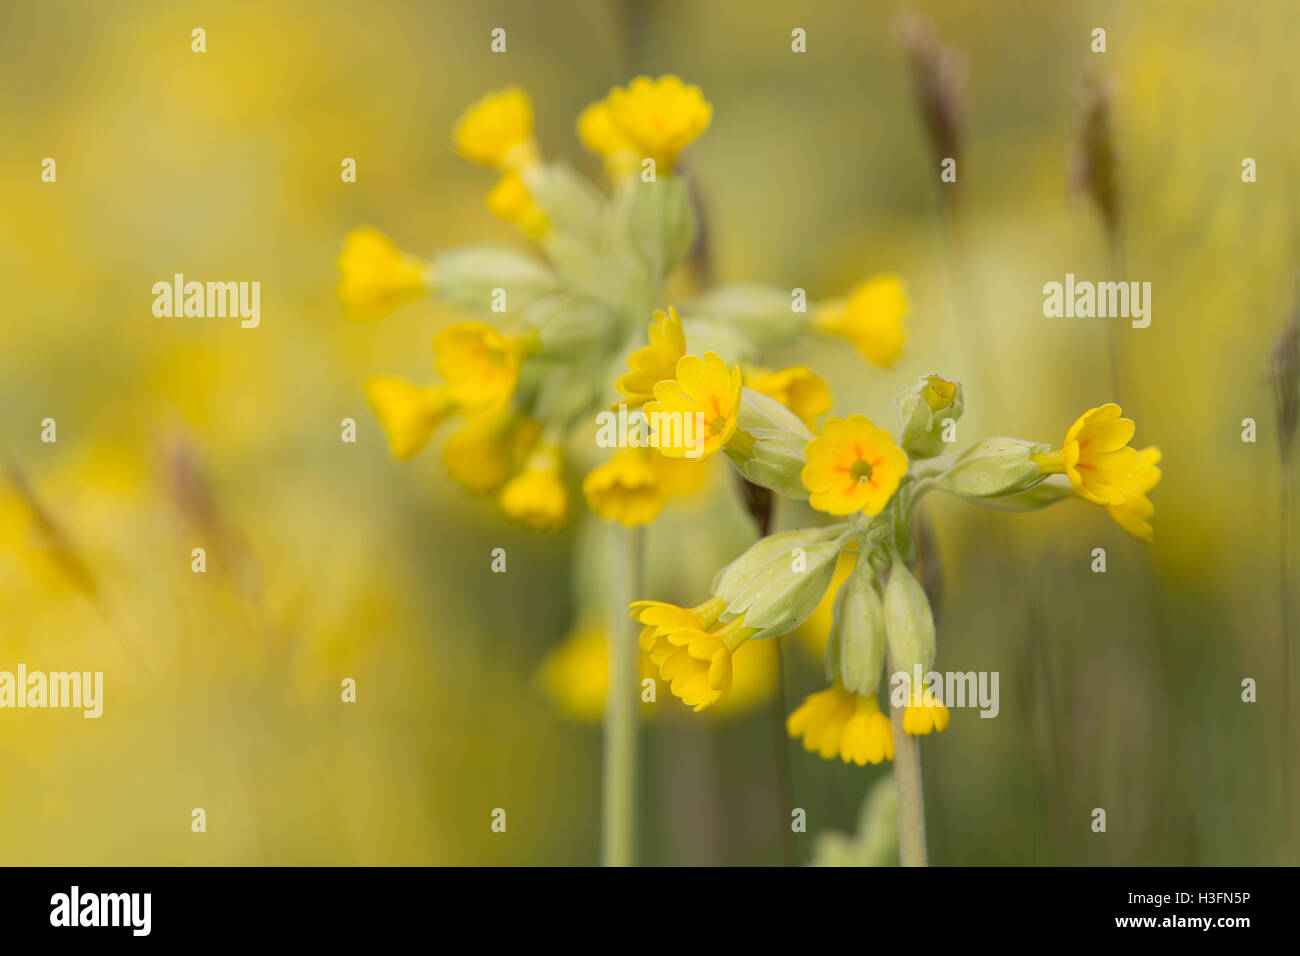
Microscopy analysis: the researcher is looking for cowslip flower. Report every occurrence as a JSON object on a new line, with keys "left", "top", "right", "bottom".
{"left": 605, "top": 75, "right": 712, "bottom": 174}
{"left": 745, "top": 365, "right": 833, "bottom": 430}
{"left": 801, "top": 415, "right": 909, "bottom": 516}
{"left": 442, "top": 410, "right": 540, "bottom": 495}
{"left": 499, "top": 445, "right": 568, "bottom": 529}
{"left": 645, "top": 352, "right": 744, "bottom": 460}
{"left": 337, "top": 227, "right": 428, "bottom": 318}
{"left": 1103, "top": 445, "right": 1161, "bottom": 541}
{"left": 576, "top": 99, "right": 641, "bottom": 183}
{"left": 1031, "top": 403, "right": 1143, "bottom": 505}
{"left": 453, "top": 86, "right": 539, "bottom": 171}
{"left": 902, "top": 682, "right": 951, "bottom": 736}
{"left": 432, "top": 321, "right": 527, "bottom": 412}
{"left": 486, "top": 172, "right": 549, "bottom": 239}
{"left": 632, "top": 597, "right": 757, "bottom": 711}
{"left": 787, "top": 682, "right": 894, "bottom": 766}
{"left": 581, "top": 447, "right": 667, "bottom": 527}
{"left": 364, "top": 376, "right": 453, "bottom": 460}
{"left": 813, "top": 275, "right": 908, "bottom": 369}
{"left": 616, "top": 307, "right": 687, "bottom": 408}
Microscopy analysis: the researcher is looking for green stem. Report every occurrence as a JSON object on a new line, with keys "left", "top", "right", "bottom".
{"left": 602, "top": 524, "right": 643, "bottom": 866}
{"left": 888, "top": 690, "right": 929, "bottom": 866}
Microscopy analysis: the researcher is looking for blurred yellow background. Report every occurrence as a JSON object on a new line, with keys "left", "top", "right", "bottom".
{"left": 1, "top": 0, "right": 1295, "bottom": 864}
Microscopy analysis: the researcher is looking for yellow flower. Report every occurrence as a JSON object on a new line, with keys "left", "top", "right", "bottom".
{"left": 902, "top": 682, "right": 951, "bottom": 736}
{"left": 616, "top": 307, "right": 687, "bottom": 408}
{"left": 576, "top": 99, "right": 641, "bottom": 182}
{"left": 499, "top": 445, "right": 568, "bottom": 529}
{"left": 364, "top": 376, "right": 453, "bottom": 460}
{"left": 745, "top": 365, "right": 833, "bottom": 430}
{"left": 1031, "top": 403, "right": 1144, "bottom": 506}
{"left": 337, "top": 227, "right": 427, "bottom": 318}
{"left": 801, "top": 415, "right": 909, "bottom": 516}
{"left": 1104, "top": 445, "right": 1162, "bottom": 541}
{"left": 442, "top": 411, "right": 540, "bottom": 495}
{"left": 645, "top": 352, "right": 743, "bottom": 460}
{"left": 486, "top": 172, "right": 549, "bottom": 239}
{"left": 605, "top": 75, "right": 712, "bottom": 173}
{"left": 582, "top": 447, "right": 668, "bottom": 527}
{"left": 814, "top": 276, "right": 908, "bottom": 368}
{"left": 452, "top": 87, "right": 539, "bottom": 171}
{"left": 633, "top": 602, "right": 756, "bottom": 712}
{"left": 432, "top": 321, "right": 525, "bottom": 412}
{"left": 787, "top": 682, "right": 894, "bottom": 766}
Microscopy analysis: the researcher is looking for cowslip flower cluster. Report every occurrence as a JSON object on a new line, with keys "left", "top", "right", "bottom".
{"left": 338, "top": 78, "right": 910, "bottom": 531}
{"left": 628, "top": 323, "right": 1162, "bottom": 766}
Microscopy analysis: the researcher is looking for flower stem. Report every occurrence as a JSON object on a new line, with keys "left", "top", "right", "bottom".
{"left": 602, "top": 524, "right": 643, "bottom": 866}
{"left": 888, "top": 693, "right": 929, "bottom": 866}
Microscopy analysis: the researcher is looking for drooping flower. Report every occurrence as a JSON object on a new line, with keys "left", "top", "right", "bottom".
{"left": 745, "top": 365, "right": 833, "bottom": 430}
{"left": 787, "top": 682, "right": 894, "bottom": 766}
{"left": 813, "top": 276, "right": 908, "bottom": 368}
{"left": 902, "top": 680, "right": 951, "bottom": 736}
{"left": 499, "top": 445, "right": 568, "bottom": 529}
{"left": 616, "top": 307, "right": 687, "bottom": 408}
{"left": 582, "top": 447, "right": 668, "bottom": 527}
{"left": 576, "top": 99, "right": 641, "bottom": 183}
{"left": 1103, "top": 445, "right": 1161, "bottom": 541}
{"left": 644, "top": 614, "right": 757, "bottom": 712}
{"left": 486, "top": 172, "right": 549, "bottom": 239}
{"left": 432, "top": 321, "right": 526, "bottom": 412}
{"left": 337, "top": 227, "right": 428, "bottom": 318}
{"left": 645, "top": 352, "right": 743, "bottom": 460}
{"left": 453, "top": 87, "right": 539, "bottom": 171}
{"left": 1031, "top": 403, "right": 1143, "bottom": 506}
{"left": 605, "top": 75, "right": 712, "bottom": 174}
{"left": 801, "top": 415, "right": 909, "bottom": 516}
{"left": 442, "top": 410, "right": 540, "bottom": 495}
{"left": 364, "top": 376, "right": 453, "bottom": 460}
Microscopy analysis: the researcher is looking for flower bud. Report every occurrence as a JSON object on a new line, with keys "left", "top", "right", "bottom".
{"left": 711, "top": 526, "right": 843, "bottom": 601}
{"left": 627, "top": 176, "right": 695, "bottom": 286}
{"left": 724, "top": 539, "right": 844, "bottom": 640}
{"left": 884, "top": 559, "right": 936, "bottom": 679}
{"left": 826, "top": 564, "right": 886, "bottom": 696}
{"left": 934, "top": 437, "right": 1049, "bottom": 499}
{"left": 432, "top": 243, "right": 560, "bottom": 314}
{"left": 895, "top": 374, "right": 963, "bottom": 459}
{"left": 725, "top": 429, "right": 809, "bottom": 500}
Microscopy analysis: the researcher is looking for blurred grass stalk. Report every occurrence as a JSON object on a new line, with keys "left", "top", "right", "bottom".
{"left": 1270, "top": 286, "right": 1299, "bottom": 860}
{"left": 602, "top": 525, "right": 643, "bottom": 866}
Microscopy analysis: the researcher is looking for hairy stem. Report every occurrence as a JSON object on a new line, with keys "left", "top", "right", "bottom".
{"left": 889, "top": 694, "right": 929, "bottom": 866}
{"left": 602, "top": 524, "right": 643, "bottom": 866}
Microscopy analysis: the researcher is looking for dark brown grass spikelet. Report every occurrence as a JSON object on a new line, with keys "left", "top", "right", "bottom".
{"left": 1069, "top": 74, "right": 1123, "bottom": 246}
{"left": 2, "top": 459, "right": 99, "bottom": 598}
{"left": 895, "top": 11, "right": 967, "bottom": 188}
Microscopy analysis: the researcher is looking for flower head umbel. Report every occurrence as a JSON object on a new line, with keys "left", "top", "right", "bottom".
{"left": 1031, "top": 403, "right": 1143, "bottom": 505}
{"left": 604, "top": 75, "right": 712, "bottom": 174}
{"left": 814, "top": 276, "right": 908, "bottom": 369}
{"left": 338, "top": 227, "right": 428, "bottom": 319}
{"left": 646, "top": 352, "right": 744, "bottom": 460}
{"left": 616, "top": 307, "right": 687, "bottom": 408}
{"left": 499, "top": 445, "right": 568, "bottom": 530}
{"left": 453, "top": 87, "right": 539, "bottom": 171}
{"left": 787, "top": 682, "right": 894, "bottom": 766}
{"left": 802, "top": 415, "right": 909, "bottom": 516}
{"left": 1103, "top": 445, "right": 1161, "bottom": 541}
